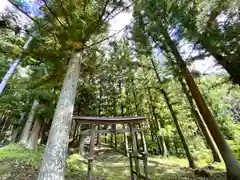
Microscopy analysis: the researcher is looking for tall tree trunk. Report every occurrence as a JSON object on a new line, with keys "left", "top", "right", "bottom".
{"left": 40, "top": 121, "right": 51, "bottom": 145}
{"left": 144, "top": 81, "right": 162, "bottom": 154}
{"left": 178, "top": 76, "right": 222, "bottom": 162}
{"left": 0, "top": 36, "right": 33, "bottom": 95}
{"left": 146, "top": 113, "right": 155, "bottom": 143}
{"left": 15, "top": 112, "right": 26, "bottom": 143}
{"left": 38, "top": 50, "right": 81, "bottom": 180}
{"left": 26, "top": 119, "right": 43, "bottom": 149}
{"left": 118, "top": 70, "right": 129, "bottom": 156}
{"left": 162, "top": 89, "right": 196, "bottom": 168}
{"left": 96, "top": 82, "right": 102, "bottom": 146}
{"left": 164, "top": 31, "right": 240, "bottom": 179}
{"left": 20, "top": 99, "right": 39, "bottom": 145}
{"left": 173, "top": 133, "right": 179, "bottom": 156}
{"left": 0, "top": 117, "right": 7, "bottom": 133}
{"left": 130, "top": 77, "right": 145, "bottom": 152}
{"left": 146, "top": 87, "right": 168, "bottom": 156}
{"left": 113, "top": 100, "right": 118, "bottom": 149}
{"left": 10, "top": 123, "right": 21, "bottom": 143}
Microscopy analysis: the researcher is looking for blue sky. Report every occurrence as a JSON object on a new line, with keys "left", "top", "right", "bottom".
{"left": 0, "top": 0, "right": 224, "bottom": 75}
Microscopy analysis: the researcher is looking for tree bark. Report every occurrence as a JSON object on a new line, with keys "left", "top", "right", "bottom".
{"left": 0, "top": 117, "right": 7, "bottom": 133}
{"left": 164, "top": 32, "right": 240, "bottom": 179}
{"left": 40, "top": 121, "right": 51, "bottom": 145}
{"left": 38, "top": 50, "right": 81, "bottom": 180}
{"left": 26, "top": 119, "right": 42, "bottom": 149}
{"left": 130, "top": 77, "right": 145, "bottom": 152}
{"left": 147, "top": 87, "right": 168, "bottom": 156}
{"left": 20, "top": 99, "right": 39, "bottom": 145}
{"left": 118, "top": 69, "right": 129, "bottom": 156}
{"left": 0, "top": 36, "right": 33, "bottom": 95}
{"left": 96, "top": 82, "right": 102, "bottom": 146}
{"left": 173, "top": 133, "right": 179, "bottom": 156}
{"left": 10, "top": 124, "right": 19, "bottom": 143}
{"left": 162, "top": 89, "right": 196, "bottom": 169}
{"left": 15, "top": 112, "right": 26, "bottom": 143}
{"left": 178, "top": 76, "right": 222, "bottom": 162}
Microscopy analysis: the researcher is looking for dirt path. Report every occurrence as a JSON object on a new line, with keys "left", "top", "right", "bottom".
{"left": 83, "top": 147, "right": 226, "bottom": 180}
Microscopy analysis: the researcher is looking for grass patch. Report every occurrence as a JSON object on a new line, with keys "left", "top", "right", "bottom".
{"left": 0, "top": 144, "right": 226, "bottom": 180}
{"left": 0, "top": 144, "right": 43, "bottom": 167}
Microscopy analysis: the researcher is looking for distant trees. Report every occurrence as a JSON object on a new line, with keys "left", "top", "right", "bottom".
{"left": 0, "top": 0, "right": 239, "bottom": 180}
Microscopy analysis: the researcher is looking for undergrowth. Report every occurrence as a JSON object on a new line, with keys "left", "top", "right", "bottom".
{"left": 0, "top": 144, "right": 226, "bottom": 180}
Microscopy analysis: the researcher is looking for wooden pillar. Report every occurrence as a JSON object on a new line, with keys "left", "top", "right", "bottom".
{"left": 129, "top": 151, "right": 134, "bottom": 179}
{"left": 96, "top": 124, "right": 100, "bottom": 146}
{"left": 123, "top": 124, "right": 129, "bottom": 157}
{"left": 139, "top": 124, "right": 147, "bottom": 153}
{"left": 104, "top": 125, "right": 108, "bottom": 144}
{"left": 129, "top": 123, "right": 140, "bottom": 179}
{"left": 110, "top": 124, "right": 113, "bottom": 147}
{"left": 114, "top": 124, "right": 117, "bottom": 149}
{"left": 78, "top": 124, "right": 85, "bottom": 155}
{"left": 105, "top": 133, "right": 108, "bottom": 144}
{"left": 79, "top": 134, "right": 85, "bottom": 155}
{"left": 87, "top": 124, "right": 96, "bottom": 180}
{"left": 142, "top": 152, "right": 149, "bottom": 180}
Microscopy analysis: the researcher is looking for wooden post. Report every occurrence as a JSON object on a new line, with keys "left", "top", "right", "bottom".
{"left": 87, "top": 124, "right": 96, "bottom": 180}
{"left": 129, "top": 123, "right": 140, "bottom": 179}
{"left": 78, "top": 124, "right": 85, "bottom": 155}
{"left": 129, "top": 151, "right": 134, "bottom": 179}
{"left": 79, "top": 135, "right": 85, "bottom": 155}
{"left": 114, "top": 124, "right": 117, "bottom": 149}
{"left": 105, "top": 134, "right": 108, "bottom": 144}
{"left": 142, "top": 152, "right": 149, "bottom": 180}
{"left": 139, "top": 124, "right": 147, "bottom": 153}
{"left": 123, "top": 124, "right": 129, "bottom": 157}
{"left": 96, "top": 124, "right": 100, "bottom": 147}
{"left": 110, "top": 125, "right": 113, "bottom": 147}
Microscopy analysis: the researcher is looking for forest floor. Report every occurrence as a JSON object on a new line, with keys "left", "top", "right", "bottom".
{"left": 0, "top": 144, "right": 227, "bottom": 180}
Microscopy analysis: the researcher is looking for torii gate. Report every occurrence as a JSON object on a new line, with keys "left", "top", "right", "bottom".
{"left": 73, "top": 116, "right": 150, "bottom": 180}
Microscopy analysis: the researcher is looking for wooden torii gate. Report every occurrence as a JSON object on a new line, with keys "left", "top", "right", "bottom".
{"left": 73, "top": 116, "right": 150, "bottom": 180}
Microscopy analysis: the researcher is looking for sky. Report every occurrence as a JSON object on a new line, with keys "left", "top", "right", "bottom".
{"left": 0, "top": 0, "right": 131, "bottom": 35}
{"left": 0, "top": 0, "right": 224, "bottom": 75}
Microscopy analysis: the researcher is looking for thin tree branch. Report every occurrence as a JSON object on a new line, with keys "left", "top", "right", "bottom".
{"left": 185, "top": 42, "right": 198, "bottom": 60}
{"left": 8, "top": 0, "right": 57, "bottom": 38}
{"left": 83, "top": 26, "right": 127, "bottom": 49}
{"left": 100, "top": 0, "right": 111, "bottom": 20}
{"left": 103, "top": 4, "right": 131, "bottom": 25}
{"left": 41, "top": 0, "right": 68, "bottom": 30}
{"left": 59, "top": 0, "right": 71, "bottom": 27}
{"left": 186, "top": 52, "right": 210, "bottom": 62}
{"left": 83, "top": 2, "right": 131, "bottom": 44}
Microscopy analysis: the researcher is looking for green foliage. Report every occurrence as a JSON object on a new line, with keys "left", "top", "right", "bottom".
{"left": 0, "top": 144, "right": 43, "bottom": 166}
{"left": 227, "top": 139, "right": 240, "bottom": 161}
{"left": 0, "top": 0, "right": 239, "bottom": 178}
